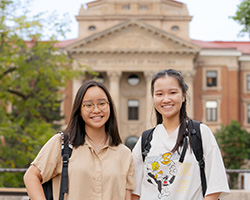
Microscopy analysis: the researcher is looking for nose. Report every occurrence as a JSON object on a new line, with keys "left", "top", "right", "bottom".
{"left": 92, "top": 104, "right": 101, "bottom": 112}
{"left": 163, "top": 94, "right": 170, "bottom": 103}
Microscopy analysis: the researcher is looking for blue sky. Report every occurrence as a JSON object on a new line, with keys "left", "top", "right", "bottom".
{"left": 28, "top": 0, "right": 249, "bottom": 41}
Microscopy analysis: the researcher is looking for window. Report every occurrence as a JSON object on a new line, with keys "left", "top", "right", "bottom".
{"left": 206, "top": 71, "right": 217, "bottom": 87}
{"left": 171, "top": 26, "right": 179, "bottom": 31}
{"left": 123, "top": 4, "right": 130, "bottom": 10}
{"left": 247, "top": 104, "right": 250, "bottom": 124}
{"left": 128, "top": 74, "right": 140, "bottom": 86}
{"left": 128, "top": 100, "right": 139, "bottom": 120}
{"left": 139, "top": 5, "right": 147, "bottom": 10}
{"left": 88, "top": 25, "right": 96, "bottom": 31}
{"left": 206, "top": 101, "right": 217, "bottom": 122}
{"left": 247, "top": 75, "right": 250, "bottom": 91}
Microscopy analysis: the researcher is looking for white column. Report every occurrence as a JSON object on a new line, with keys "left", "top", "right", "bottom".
{"left": 107, "top": 71, "right": 122, "bottom": 118}
{"left": 144, "top": 71, "right": 156, "bottom": 129}
{"left": 183, "top": 70, "right": 195, "bottom": 118}
{"left": 72, "top": 79, "right": 82, "bottom": 104}
{"left": 72, "top": 60, "right": 83, "bottom": 106}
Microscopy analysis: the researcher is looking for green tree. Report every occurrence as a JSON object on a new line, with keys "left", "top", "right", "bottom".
{"left": 232, "top": 0, "right": 250, "bottom": 39}
{"left": 215, "top": 120, "right": 250, "bottom": 188}
{"left": 0, "top": 0, "right": 87, "bottom": 187}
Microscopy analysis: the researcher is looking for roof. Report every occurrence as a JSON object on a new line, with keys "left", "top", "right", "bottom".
{"left": 192, "top": 40, "right": 250, "bottom": 55}
{"left": 56, "top": 39, "right": 77, "bottom": 48}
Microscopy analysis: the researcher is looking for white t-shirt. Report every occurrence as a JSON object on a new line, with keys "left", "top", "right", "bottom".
{"left": 132, "top": 123, "right": 230, "bottom": 200}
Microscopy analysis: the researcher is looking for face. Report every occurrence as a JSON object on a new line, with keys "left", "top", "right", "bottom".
{"left": 153, "top": 75, "right": 185, "bottom": 122}
{"left": 81, "top": 86, "right": 110, "bottom": 131}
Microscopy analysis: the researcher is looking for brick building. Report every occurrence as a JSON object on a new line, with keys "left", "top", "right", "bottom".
{"left": 59, "top": 0, "right": 250, "bottom": 142}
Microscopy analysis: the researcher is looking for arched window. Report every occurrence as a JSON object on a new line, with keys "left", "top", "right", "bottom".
{"left": 88, "top": 25, "right": 96, "bottom": 31}
{"left": 171, "top": 25, "right": 179, "bottom": 31}
{"left": 128, "top": 74, "right": 140, "bottom": 86}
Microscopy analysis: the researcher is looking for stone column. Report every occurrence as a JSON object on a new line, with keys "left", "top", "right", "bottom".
{"left": 144, "top": 71, "right": 155, "bottom": 129}
{"left": 72, "top": 60, "right": 83, "bottom": 106}
{"left": 107, "top": 71, "right": 122, "bottom": 119}
{"left": 72, "top": 79, "right": 82, "bottom": 104}
{"left": 182, "top": 70, "right": 195, "bottom": 118}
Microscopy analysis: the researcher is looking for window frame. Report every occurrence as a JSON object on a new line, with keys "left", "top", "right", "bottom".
{"left": 247, "top": 104, "right": 250, "bottom": 124}
{"left": 202, "top": 67, "right": 222, "bottom": 91}
{"left": 201, "top": 95, "right": 222, "bottom": 124}
{"left": 243, "top": 72, "right": 250, "bottom": 94}
{"left": 128, "top": 99, "right": 139, "bottom": 121}
{"left": 206, "top": 71, "right": 217, "bottom": 87}
{"left": 205, "top": 101, "right": 218, "bottom": 122}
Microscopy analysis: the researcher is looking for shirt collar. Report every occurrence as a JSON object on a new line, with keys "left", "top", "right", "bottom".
{"left": 84, "top": 136, "right": 117, "bottom": 151}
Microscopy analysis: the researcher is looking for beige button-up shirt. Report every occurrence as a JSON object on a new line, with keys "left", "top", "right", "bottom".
{"left": 32, "top": 134, "right": 135, "bottom": 200}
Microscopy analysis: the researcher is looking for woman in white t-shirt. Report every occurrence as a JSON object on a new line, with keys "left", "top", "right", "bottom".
{"left": 131, "top": 69, "right": 230, "bottom": 200}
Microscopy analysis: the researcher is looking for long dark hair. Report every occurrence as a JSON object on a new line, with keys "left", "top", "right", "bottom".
{"left": 151, "top": 69, "right": 189, "bottom": 153}
{"left": 64, "top": 80, "right": 122, "bottom": 148}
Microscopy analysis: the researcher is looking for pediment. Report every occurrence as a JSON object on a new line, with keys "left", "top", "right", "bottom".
{"left": 66, "top": 20, "right": 200, "bottom": 54}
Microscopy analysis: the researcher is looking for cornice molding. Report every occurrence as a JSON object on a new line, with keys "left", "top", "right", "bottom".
{"left": 239, "top": 55, "right": 250, "bottom": 62}
{"left": 76, "top": 15, "right": 192, "bottom": 21}
{"left": 68, "top": 48, "right": 199, "bottom": 55}
{"left": 199, "top": 49, "right": 242, "bottom": 57}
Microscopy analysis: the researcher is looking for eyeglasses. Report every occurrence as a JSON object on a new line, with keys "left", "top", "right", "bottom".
{"left": 82, "top": 100, "right": 110, "bottom": 112}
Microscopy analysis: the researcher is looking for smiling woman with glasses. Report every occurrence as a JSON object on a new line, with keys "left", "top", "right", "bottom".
{"left": 24, "top": 79, "right": 135, "bottom": 200}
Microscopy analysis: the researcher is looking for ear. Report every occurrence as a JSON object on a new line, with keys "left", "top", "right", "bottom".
{"left": 182, "top": 95, "right": 185, "bottom": 102}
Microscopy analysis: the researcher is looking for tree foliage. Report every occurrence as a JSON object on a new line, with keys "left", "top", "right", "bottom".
{"left": 216, "top": 120, "right": 250, "bottom": 169}
{"left": 0, "top": 0, "right": 86, "bottom": 187}
{"left": 215, "top": 120, "right": 250, "bottom": 188}
{"left": 232, "top": 0, "right": 250, "bottom": 39}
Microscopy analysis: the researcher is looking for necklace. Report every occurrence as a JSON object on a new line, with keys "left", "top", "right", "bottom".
{"left": 86, "top": 134, "right": 106, "bottom": 152}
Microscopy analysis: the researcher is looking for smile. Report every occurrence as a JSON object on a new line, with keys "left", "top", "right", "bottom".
{"left": 162, "top": 105, "right": 173, "bottom": 108}
{"left": 91, "top": 116, "right": 103, "bottom": 119}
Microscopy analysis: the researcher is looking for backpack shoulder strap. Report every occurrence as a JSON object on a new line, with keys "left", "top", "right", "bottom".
{"left": 188, "top": 120, "right": 207, "bottom": 197}
{"left": 59, "top": 131, "right": 73, "bottom": 200}
{"left": 141, "top": 128, "right": 155, "bottom": 162}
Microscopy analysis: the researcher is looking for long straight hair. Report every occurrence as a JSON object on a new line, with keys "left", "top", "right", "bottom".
{"left": 64, "top": 80, "right": 122, "bottom": 148}
{"left": 151, "top": 69, "right": 189, "bottom": 153}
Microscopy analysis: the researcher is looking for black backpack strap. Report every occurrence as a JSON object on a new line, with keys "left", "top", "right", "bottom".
{"left": 188, "top": 120, "right": 207, "bottom": 197}
{"left": 59, "top": 131, "right": 73, "bottom": 200}
{"left": 141, "top": 128, "right": 155, "bottom": 162}
{"left": 179, "top": 126, "right": 189, "bottom": 163}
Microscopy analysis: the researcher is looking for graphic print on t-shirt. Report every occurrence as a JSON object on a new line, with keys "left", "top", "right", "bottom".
{"left": 145, "top": 151, "right": 180, "bottom": 199}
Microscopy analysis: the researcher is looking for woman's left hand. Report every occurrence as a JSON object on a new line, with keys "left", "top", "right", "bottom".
{"left": 204, "top": 192, "right": 221, "bottom": 200}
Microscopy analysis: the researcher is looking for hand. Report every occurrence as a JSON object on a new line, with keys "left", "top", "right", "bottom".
{"left": 204, "top": 192, "right": 221, "bottom": 200}
{"left": 131, "top": 194, "right": 140, "bottom": 200}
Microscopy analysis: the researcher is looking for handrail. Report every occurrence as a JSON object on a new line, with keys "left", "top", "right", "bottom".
{"left": 0, "top": 188, "right": 27, "bottom": 196}
{"left": 226, "top": 169, "right": 250, "bottom": 173}
{"left": 0, "top": 168, "right": 27, "bottom": 172}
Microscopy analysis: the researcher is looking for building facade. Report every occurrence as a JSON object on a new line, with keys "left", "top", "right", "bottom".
{"left": 61, "top": 0, "right": 250, "bottom": 143}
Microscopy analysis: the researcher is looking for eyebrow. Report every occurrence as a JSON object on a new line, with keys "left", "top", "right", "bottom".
{"left": 154, "top": 88, "right": 179, "bottom": 92}
{"left": 82, "top": 98, "right": 108, "bottom": 103}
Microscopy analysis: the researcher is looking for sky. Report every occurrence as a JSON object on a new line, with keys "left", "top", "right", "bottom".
{"left": 28, "top": 0, "right": 249, "bottom": 42}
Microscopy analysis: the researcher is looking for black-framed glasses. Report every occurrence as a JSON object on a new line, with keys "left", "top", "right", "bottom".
{"left": 82, "top": 100, "right": 109, "bottom": 112}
